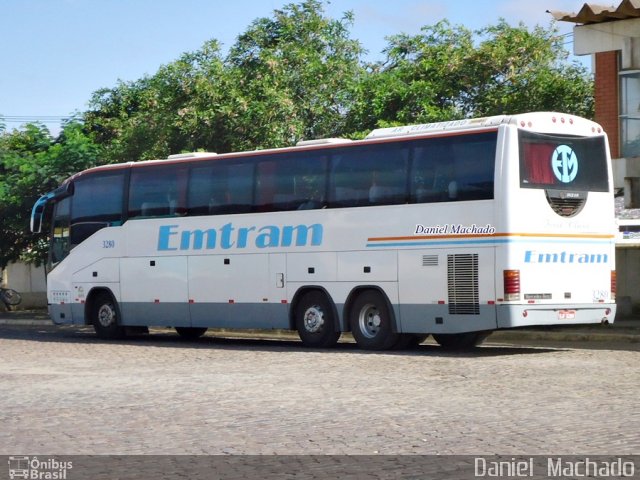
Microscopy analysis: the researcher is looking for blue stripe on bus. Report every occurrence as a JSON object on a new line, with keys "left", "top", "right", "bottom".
{"left": 366, "top": 238, "right": 614, "bottom": 248}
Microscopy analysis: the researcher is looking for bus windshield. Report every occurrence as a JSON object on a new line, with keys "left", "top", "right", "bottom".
{"left": 519, "top": 131, "right": 609, "bottom": 192}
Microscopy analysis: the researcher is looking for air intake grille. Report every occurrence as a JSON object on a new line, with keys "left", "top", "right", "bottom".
{"left": 546, "top": 191, "right": 587, "bottom": 218}
{"left": 447, "top": 254, "right": 479, "bottom": 315}
{"left": 422, "top": 255, "right": 438, "bottom": 266}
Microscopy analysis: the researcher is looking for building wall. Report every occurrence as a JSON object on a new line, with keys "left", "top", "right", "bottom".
{"left": 594, "top": 50, "right": 620, "bottom": 158}
{"left": 1, "top": 262, "right": 47, "bottom": 309}
{"left": 615, "top": 247, "right": 640, "bottom": 317}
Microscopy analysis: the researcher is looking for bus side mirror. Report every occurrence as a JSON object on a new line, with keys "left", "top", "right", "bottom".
{"left": 30, "top": 197, "right": 47, "bottom": 233}
{"left": 30, "top": 182, "right": 74, "bottom": 233}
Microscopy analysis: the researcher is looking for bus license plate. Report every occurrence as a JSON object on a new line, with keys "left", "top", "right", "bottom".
{"left": 558, "top": 310, "right": 576, "bottom": 320}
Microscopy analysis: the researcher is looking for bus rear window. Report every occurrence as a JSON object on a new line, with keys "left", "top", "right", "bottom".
{"left": 519, "top": 131, "right": 609, "bottom": 192}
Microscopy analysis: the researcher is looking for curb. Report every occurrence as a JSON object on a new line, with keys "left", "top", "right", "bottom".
{"left": 0, "top": 320, "right": 638, "bottom": 343}
{"left": 0, "top": 319, "right": 52, "bottom": 326}
{"left": 489, "top": 330, "right": 639, "bottom": 343}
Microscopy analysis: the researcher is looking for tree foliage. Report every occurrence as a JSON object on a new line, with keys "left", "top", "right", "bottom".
{"left": 85, "top": 0, "right": 363, "bottom": 160}
{"left": 0, "top": 123, "right": 102, "bottom": 268}
{"left": 86, "top": 40, "right": 229, "bottom": 161}
{"left": 346, "top": 20, "right": 593, "bottom": 133}
{"left": 225, "top": 0, "right": 363, "bottom": 149}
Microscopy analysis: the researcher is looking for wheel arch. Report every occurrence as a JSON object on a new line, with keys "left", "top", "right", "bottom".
{"left": 289, "top": 286, "right": 341, "bottom": 332}
{"left": 343, "top": 286, "right": 399, "bottom": 333}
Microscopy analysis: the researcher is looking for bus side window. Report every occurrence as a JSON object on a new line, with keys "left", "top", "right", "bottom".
{"left": 188, "top": 164, "right": 225, "bottom": 216}
{"left": 255, "top": 153, "right": 327, "bottom": 212}
{"left": 452, "top": 138, "right": 495, "bottom": 200}
{"left": 129, "top": 166, "right": 188, "bottom": 219}
{"left": 227, "top": 163, "right": 254, "bottom": 214}
{"left": 411, "top": 133, "right": 496, "bottom": 203}
{"left": 70, "top": 171, "right": 125, "bottom": 246}
{"left": 330, "top": 144, "right": 407, "bottom": 208}
{"left": 411, "top": 145, "right": 441, "bottom": 203}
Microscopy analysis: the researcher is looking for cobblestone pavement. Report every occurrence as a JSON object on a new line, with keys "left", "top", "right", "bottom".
{"left": 0, "top": 325, "right": 638, "bottom": 455}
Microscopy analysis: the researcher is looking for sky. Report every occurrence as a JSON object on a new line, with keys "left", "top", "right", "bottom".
{"left": 0, "top": 0, "right": 588, "bottom": 135}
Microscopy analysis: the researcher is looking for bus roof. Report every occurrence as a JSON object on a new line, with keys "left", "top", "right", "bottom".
{"left": 365, "top": 112, "right": 604, "bottom": 139}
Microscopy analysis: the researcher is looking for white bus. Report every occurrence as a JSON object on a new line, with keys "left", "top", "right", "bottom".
{"left": 31, "top": 112, "right": 616, "bottom": 350}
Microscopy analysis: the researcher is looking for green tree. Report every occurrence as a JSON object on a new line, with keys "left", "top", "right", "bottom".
{"left": 464, "top": 21, "right": 593, "bottom": 117}
{"left": 346, "top": 20, "right": 593, "bottom": 133}
{"left": 85, "top": 40, "right": 229, "bottom": 162}
{"left": 224, "top": 0, "right": 363, "bottom": 149}
{"left": 84, "top": 0, "right": 364, "bottom": 160}
{"left": 0, "top": 122, "right": 102, "bottom": 268}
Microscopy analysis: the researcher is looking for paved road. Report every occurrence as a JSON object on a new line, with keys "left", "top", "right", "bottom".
{"left": 0, "top": 325, "right": 638, "bottom": 456}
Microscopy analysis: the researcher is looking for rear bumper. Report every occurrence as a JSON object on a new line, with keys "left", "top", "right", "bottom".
{"left": 497, "top": 303, "right": 616, "bottom": 329}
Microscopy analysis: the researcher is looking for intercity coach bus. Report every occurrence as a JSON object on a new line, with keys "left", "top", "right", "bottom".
{"left": 31, "top": 112, "right": 617, "bottom": 350}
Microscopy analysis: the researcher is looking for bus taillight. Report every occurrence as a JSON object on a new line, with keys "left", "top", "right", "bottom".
{"left": 504, "top": 270, "right": 520, "bottom": 301}
{"left": 611, "top": 271, "right": 617, "bottom": 301}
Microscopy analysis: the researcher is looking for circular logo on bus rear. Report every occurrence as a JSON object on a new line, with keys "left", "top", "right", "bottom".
{"left": 551, "top": 145, "right": 578, "bottom": 183}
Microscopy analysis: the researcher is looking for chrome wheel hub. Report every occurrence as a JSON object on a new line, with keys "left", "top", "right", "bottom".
{"left": 98, "top": 304, "right": 116, "bottom": 327}
{"left": 359, "top": 304, "right": 381, "bottom": 339}
{"left": 303, "top": 305, "right": 325, "bottom": 333}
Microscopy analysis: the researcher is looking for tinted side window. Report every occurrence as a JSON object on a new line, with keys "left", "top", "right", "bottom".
{"left": 51, "top": 196, "right": 71, "bottom": 265}
{"left": 329, "top": 144, "right": 409, "bottom": 207}
{"left": 411, "top": 132, "right": 496, "bottom": 203}
{"left": 129, "top": 165, "right": 188, "bottom": 218}
{"left": 188, "top": 162, "right": 254, "bottom": 216}
{"left": 255, "top": 153, "right": 327, "bottom": 212}
{"left": 70, "top": 170, "right": 125, "bottom": 245}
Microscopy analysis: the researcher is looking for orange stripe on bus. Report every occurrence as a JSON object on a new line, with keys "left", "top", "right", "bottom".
{"left": 367, "top": 232, "right": 615, "bottom": 242}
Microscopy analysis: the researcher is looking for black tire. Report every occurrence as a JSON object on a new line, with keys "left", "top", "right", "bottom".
{"left": 349, "top": 290, "right": 399, "bottom": 350}
{"left": 91, "top": 292, "right": 125, "bottom": 339}
{"left": 433, "top": 331, "right": 491, "bottom": 350}
{"left": 175, "top": 327, "right": 208, "bottom": 339}
{"left": 295, "top": 291, "right": 340, "bottom": 348}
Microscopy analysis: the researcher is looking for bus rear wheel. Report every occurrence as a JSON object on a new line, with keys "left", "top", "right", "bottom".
{"left": 433, "top": 331, "right": 491, "bottom": 350}
{"left": 349, "top": 290, "right": 399, "bottom": 350}
{"left": 91, "top": 292, "right": 125, "bottom": 339}
{"left": 175, "top": 327, "right": 208, "bottom": 339}
{"left": 295, "top": 291, "right": 340, "bottom": 348}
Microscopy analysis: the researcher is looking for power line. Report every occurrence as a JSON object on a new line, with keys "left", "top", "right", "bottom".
{"left": 0, "top": 115, "right": 77, "bottom": 127}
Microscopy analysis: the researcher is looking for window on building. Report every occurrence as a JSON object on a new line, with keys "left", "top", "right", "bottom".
{"left": 620, "top": 69, "right": 640, "bottom": 158}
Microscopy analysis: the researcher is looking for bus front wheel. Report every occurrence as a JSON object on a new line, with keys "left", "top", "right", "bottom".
{"left": 433, "top": 331, "right": 491, "bottom": 350}
{"left": 91, "top": 292, "right": 125, "bottom": 339}
{"left": 349, "top": 290, "right": 399, "bottom": 350}
{"left": 295, "top": 291, "right": 340, "bottom": 348}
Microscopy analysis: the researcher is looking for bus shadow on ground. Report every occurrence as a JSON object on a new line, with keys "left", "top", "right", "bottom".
{"left": 0, "top": 324, "right": 565, "bottom": 358}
